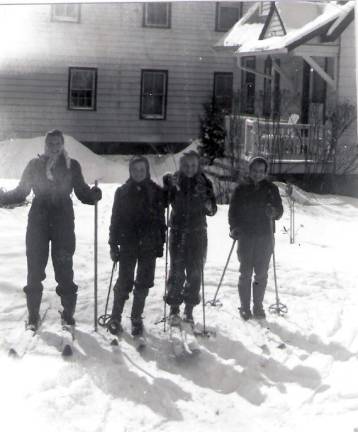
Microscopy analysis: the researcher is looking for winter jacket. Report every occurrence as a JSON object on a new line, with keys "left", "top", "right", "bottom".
{"left": 165, "top": 172, "right": 217, "bottom": 232}
{"left": 109, "top": 178, "right": 166, "bottom": 255}
{"left": 0, "top": 155, "right": 99, "bottom": 211}
{"left": 229, "top": 178, "right": 283, "bottom": 237}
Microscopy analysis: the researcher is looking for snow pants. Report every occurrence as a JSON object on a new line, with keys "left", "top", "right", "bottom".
{"left": 237, "top": 234, "right": 273, "bottom": 312}
{"left": 166, "top": 228, "right": 207, "bottom": 307}
{"left": 111, "top": 248, "right": 157, "bottom": 321}
{"left": 24, "top": 201, "right": 78, "bottom": 319}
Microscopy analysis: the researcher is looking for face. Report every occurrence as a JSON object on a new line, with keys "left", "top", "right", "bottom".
{"left": 131, "top": 161, "right": 148, "bottom": 183}
{"left": 45, "top": 135, "right": 64, "bottom": 157}
{"left": 249, "top": 162, "right": 267, "bottom": 184}
{"left": 180, "top": 156, "right": 199, "bottom": 178}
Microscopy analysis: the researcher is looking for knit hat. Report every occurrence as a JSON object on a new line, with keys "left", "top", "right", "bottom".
{"left": 249, "top": 156, "right": 269, "bottom": 173}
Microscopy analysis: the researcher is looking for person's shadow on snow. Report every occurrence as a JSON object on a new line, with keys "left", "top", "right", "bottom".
{"left": 136, "top": 330, "right": 268, "bottom": 406}
{"left": 203, "top": 331, "right": 322, "bottom": 392}
{"left": 264, "top": 320, "right": 354, "bottom": 362}
{"left": 74, "top": 329, "right": 191, "bottom": 422}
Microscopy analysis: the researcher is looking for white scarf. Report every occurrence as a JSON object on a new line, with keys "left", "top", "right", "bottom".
{"left": 43, "top": 144, "right": 71, "bottom": 181}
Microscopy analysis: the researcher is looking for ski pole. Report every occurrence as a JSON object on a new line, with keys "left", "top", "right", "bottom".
{"left": 207, "top": 239, "right": 237, "bottom": 307}
{"left": 201, "top": 255, "right": 207, "bottom": 335}
{"left": 97, "top": 262, "right": 117, "bottom": 328}
{"left": 94, "top": 179, "right": 99, "bottom": 332}
{"left": 269, "top": 219, "right": 288, "bottom": 315}
{"left": 163, "top": 206, "right": 170, "bottom": 332}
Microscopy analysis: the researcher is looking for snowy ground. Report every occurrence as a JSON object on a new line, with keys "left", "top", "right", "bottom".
{"left": 1, "top": 177, "right": 358, "bottom": 432}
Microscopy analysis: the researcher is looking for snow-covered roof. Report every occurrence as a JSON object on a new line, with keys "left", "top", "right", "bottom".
{"left": 215, "top": 1, "right": 355, "bottom": 56}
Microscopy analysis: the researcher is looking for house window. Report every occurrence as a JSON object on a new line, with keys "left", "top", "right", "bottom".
{"left": 216, "top": 2, "right": 242, "bottom": 32}
{"left": 213, "top": 72, "right": 233, "bottom": 113}
{"left": 241, "top": 57, "right": 256, "bottom": 115}
{"left": 52, "top": 4, "right": 80, "bottom": 23}
{"left": 143, "top": 3, "right": 171, "bottom": 28}
{"left": 140, "top": 70, "right": 168, "bottom": 120}
{"left": 68, "top": 68, "right": 97, "bottom": 111}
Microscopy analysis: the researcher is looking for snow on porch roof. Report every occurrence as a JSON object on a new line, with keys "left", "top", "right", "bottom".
{"left": 215, "top": 1, "right": 355, "bottom": 56}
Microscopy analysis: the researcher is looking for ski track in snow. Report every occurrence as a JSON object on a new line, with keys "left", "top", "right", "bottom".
{"left": 1, "top": 180, "right": 358, "bottom": 432}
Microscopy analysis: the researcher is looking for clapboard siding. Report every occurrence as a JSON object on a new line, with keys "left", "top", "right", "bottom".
{"left": 0, "top": 2, "right": 238, "bottom": 147}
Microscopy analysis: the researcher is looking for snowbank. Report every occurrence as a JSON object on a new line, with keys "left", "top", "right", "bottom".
{"left": 0, "top": 136, "right": 199, "bottom": 185}
{"left": 0, "top": 135, "right": 129, "bottom": 184}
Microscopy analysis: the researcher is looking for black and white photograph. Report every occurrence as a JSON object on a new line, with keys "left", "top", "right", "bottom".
{"left": 0, "top": 0, "right": 357, "bottom": 430}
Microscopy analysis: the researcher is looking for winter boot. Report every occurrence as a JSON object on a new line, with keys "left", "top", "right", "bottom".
{"left": 239, "top": 307, "right": 252, "bottom": 321}
{"left": 183, "top": 304, "right": 194, "bottom": 324}
{"left": 60, "top": 293, "right": 77, "bottom": 326}
{"left": 131, "top": 288, "right": 148, "bottom": 322}
{"left": 169, "top": 305, "right": 181, "bottom": 327}
{"left": 25, "top": 288, "right": 42, "bottom": 332}
{"left": 131, "top": 317, "right": 144, "bottom": 337}
{"left": 253, "top": 305, "right": 266, "bottom": 320}
{"left": 107, "top": 317, "right": 123, "bottom": 336}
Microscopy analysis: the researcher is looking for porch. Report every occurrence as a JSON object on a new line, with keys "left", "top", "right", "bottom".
{"left": 225, "top": 115, "right": 333, "bottom": 174}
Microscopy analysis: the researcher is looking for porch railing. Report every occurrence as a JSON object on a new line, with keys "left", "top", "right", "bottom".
{"left": 226, "top": 116, "right": 333, "bottom": 164}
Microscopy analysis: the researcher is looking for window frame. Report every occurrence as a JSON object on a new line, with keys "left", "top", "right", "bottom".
{"left": 215, "top": 2, "right": 242, "bottom": 33}
{"left": 67, "top": 67, "right": 98, "bottom": 112}
{"left": 51, "top": 3, "right": 81, "bottom": 23}
{"left": 213, "top": 72, "right": 234, "bottom": 113}
{"left": 143, "top": 3, "right": 172, "bottom": 29}
{"left": 140, "top": 69, "right": 168, "bottom": 121}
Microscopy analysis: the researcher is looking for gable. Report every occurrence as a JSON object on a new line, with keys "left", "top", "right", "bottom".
{"left": 259, "top": 3, "right": 287, "bottom": 39}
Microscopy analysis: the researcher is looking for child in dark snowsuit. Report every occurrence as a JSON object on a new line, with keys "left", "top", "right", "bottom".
{"left": 229, "top": 157, "right": 283, "bottom": 320}
{"left": 163, "top": 151, "right": 217, "bottom": 325}
{"left": 0, "top": 130, "right": 102, "bottom": 330}
{"left": 108, "top": 156, "right": 165, "bottom": 337}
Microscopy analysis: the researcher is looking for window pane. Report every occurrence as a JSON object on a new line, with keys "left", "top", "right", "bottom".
{"left": 143, "top": 96, "right": 163, "bottom": 115}
{"left": 72, "top": 70, "right": 94, "bottom": 90}
{"left": 217, "top": 4, "right": 240, "bottom": 32}
{"left": 141, "top": 71, "right": 167, "bottom": 118}
{"left": 145, "top": 3, "right": 170, "bottom": 27}
{"left": 52, "top": 4, "right": 80, "bottom": 22}
{"left": 241, "top": 57, "right": 256, "bottom": 114}
{"left": 69, "top": 68, "right": 96, "bottom": 110}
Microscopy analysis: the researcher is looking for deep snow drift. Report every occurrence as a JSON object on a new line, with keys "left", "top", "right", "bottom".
{"left": 0, "top": 177, "right": 358, "bottom": 432}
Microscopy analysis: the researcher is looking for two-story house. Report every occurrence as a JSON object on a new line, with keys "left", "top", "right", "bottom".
{"left": 0, "top": 1, "right": 245, "bottom": 154}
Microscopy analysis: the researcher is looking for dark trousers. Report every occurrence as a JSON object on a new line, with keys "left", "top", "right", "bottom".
{"left": 237, "top": 234, "right": 273, "bottom": 311}
{"left": 24, "top": 209, "right": 78, "bottom": 319}
{"left": 166, "top": 228, "right": 207, "bottom": 307}
{"left": 112, "top": 249, "right": 157, "bottom": 321}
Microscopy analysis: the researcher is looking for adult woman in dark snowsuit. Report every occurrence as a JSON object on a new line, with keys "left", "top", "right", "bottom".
{"left": 0, "top": 130, "right": 102, "bottom": 330}
{"left": 108, "top": 156, "right": 165, "bottom": 337}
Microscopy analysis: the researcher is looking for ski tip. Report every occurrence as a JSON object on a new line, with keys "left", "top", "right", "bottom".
{"left": 8, "top": 348, "right": 19, "bottom": 358}
{"left": 61, "top": 345, "right": 73, "bottom": 358}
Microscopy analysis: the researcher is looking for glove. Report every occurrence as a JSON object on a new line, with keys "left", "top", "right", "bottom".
{"left": 265, "top": 204, "right": 278, "bottom": 219}
{"left": 110, "top": 244, "right": 120, "bottom": 263}
{"left": 230, "top": 228, "right": 241, "bottom": 240}
{"left": 163, "top": 173, "right": 174, "bottom": 187}
{"left": 0, "top": 188, "right": 5, "bottom": 206}
{"left": 91, "top": 186, "right": 102, "bottom": 202}
{"left": 156, "top": 244, "right": 164, "bottom": 258}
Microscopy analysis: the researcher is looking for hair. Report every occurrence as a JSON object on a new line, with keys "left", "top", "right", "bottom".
{"left": 249, "top": 156, "right": 269, "bottom": 173}
{"left": 45, "top": 129, "right": 64, "bottom": 144}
